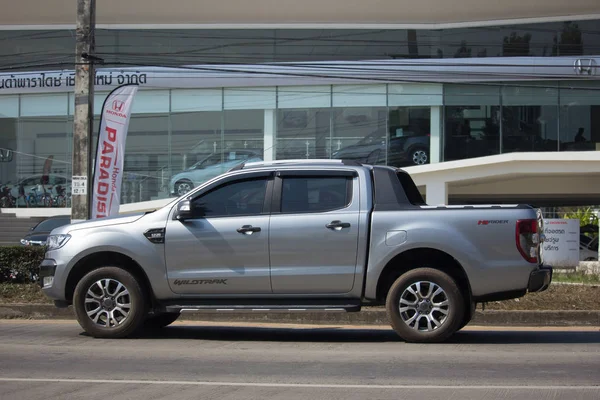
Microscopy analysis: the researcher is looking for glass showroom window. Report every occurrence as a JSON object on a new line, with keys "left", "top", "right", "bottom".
{"left": 331, "top": 85, "right": 388, "bottom": 164}
{"left": 387, "top": 107, "right": 431, "bottom": 167}
{"left": 16, "top": 117, "right": 71, "bottom": 208}
{"left": 223, "top": 109, "right": 264, "bottom": 156}
{"left": 501, "top": 84, "right": 559, "bottom": 153}
{"left": 122, "top": 114, "right": 169, "bottom": 204}
{"left": 1, "top": 93, "right": 72, "bottom": 208}
{"left": 387, "top": 83, "right": 441, "bottom": 166}
{"left": 444, "top": 85, "right": 501, "bottom": 161}
{"left": 559, "top": 82, "right": 600, "bottom": 152}
{"left": 223, "top": 88, "right": 269, "bottom": 165}
{"left": 114, "top": 90, "right": 170, "bottom": 204}
{"left": 0, "top": 95, "right": 19, "bottom": 207}
{"left": 277, "top": 86, "right": 331, "bottom": 160}
{"left": 169, "top": 89, "right": 223, "bottom": 197}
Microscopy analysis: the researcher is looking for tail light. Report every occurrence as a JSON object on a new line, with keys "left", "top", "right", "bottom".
{"left": 516, "top": 219, "right": 538, "bottom": 263}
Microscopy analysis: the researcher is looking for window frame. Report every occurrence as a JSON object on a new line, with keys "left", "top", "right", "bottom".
{"left": 271, "top": 170, "right": 356, "bottom": 215}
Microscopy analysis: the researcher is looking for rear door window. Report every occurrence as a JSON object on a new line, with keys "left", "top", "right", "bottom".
{"left": 280, "top": 177, "right": 352, "bottom": 213}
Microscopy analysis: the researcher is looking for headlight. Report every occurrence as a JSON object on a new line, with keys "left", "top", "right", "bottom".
{"left": 46, "top": 234, "right": 71, "bottom": 250}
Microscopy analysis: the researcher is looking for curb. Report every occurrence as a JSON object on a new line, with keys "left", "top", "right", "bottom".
{"left": 1, "top": 304, "right": 599, "bottom": 326}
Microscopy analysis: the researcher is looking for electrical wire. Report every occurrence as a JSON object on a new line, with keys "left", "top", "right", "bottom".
{"left": 1, "top": 21, "right": 599, "bottom": 64}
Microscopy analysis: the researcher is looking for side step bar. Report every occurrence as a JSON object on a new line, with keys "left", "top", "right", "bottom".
{"left": 164, "top": 304, "right": 361, "bottom": 314}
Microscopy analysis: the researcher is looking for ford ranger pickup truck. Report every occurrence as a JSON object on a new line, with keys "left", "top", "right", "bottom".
{"left": 39, "top": 159, "right": 551, "bottom": 343}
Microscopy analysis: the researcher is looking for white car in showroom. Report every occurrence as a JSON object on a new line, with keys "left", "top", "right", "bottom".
{"left": 169, "top": 149, "right": 262, "bottom": 196}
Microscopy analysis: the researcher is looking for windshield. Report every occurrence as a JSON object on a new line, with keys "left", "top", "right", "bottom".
{"left": 189, "top": 154, "right": 222, "bottom": 170}
{"left": 356, "top": 131, "right": 385, "bottom": 145}
{"left": 34, "top": 218, "right": 70, "bottom": 232}
{"left": 188, "top": 152, "right": 258, "bottom": 170}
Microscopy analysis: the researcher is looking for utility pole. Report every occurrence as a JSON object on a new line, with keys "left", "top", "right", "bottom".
{"left": 71, "top": 0, "right": 96, "bottom": 222}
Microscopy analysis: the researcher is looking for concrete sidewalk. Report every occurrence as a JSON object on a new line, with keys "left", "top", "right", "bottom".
{"left": 0, "top": 303, "right": 599, "bottom": 326}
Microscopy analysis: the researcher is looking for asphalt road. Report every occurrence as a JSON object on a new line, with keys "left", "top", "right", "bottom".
{"left": 0, "top": 320, "right": 599, "bottom": 400}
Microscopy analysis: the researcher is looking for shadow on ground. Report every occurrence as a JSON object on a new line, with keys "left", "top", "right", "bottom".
{"left": 82, "top": 324, "right": 600, "bottom": 344}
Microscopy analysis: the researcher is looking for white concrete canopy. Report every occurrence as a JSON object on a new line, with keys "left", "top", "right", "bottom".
{"left": 404, "top": 151, "right": 600, "bottom": 206}
{"left": 1, "top": 0, "right": 599, "bottom": 28}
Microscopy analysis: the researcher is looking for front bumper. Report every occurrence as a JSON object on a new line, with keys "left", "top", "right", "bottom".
{"left": 38, "top": 259, "right": 57, "bottom": 288}
{"left": 38, "top": 253, "right": 71, "bottom": 303}
{"left": 528, "top": 265, "right": 553, "bottom": 292}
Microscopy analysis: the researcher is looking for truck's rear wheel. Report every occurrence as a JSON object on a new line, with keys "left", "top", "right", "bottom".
{"left": 386, "top": 268, "right": 464, "bottom": 343}
{"left": 459, "top": 300, "right": 477, "bottom": 330}
{"left": 73, "top": 267, "right": 147, "bottom": 338}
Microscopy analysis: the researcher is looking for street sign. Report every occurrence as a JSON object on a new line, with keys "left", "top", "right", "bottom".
{"left": 542, "top": 219, "right": 580, "bottom": 268}
{"left": 72, "top": 175, "right": 88, "bottom": 195}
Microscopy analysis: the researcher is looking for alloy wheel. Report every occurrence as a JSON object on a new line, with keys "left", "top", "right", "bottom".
{"left": 399, "top": 281, "right": 449, "bottom": 332}
{"left": 84, "top": 278, "right": 132, "bottom": 328}
{"left": 176, "top": 181, "right": 193, "bottom": 196}
{"left": 412, "top": 150, "right": 428, "bottom": 165}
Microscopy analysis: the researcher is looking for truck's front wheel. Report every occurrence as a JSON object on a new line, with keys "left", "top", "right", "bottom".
{"left": 73, "top": 267, "right": 147, "bottom": 338}
{"left": 144, "top": 312, "right": 180, "bottom": 330}
{"left": 386, "top": 268, "right": 464, "bottom": 343}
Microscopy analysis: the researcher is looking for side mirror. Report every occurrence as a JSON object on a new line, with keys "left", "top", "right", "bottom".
{"left": 175, "top": 199, "right": 193, "bottom": 221}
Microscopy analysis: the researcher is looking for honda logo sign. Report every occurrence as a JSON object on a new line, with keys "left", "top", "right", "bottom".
{"left": 573, "top": 59, "right": 597, "bottom": 76}
{"left": 112, "top": 100, "right": 125, "bottom": 112}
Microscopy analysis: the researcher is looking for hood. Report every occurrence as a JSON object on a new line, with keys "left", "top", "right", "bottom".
{"left": 22, "top": 232, "right": 52, "bottom": 240}
{"left": 52, "top": 213, "right": 146, "bottom": 235}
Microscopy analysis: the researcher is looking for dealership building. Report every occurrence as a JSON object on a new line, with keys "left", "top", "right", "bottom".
{"left": 1, "top": 0, "right": 600, "bottom": 216}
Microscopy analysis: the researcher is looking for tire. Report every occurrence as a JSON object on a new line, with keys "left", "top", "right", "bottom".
{"left": 386, "top": 268, "right": 465, "bottom": 343}
{"left": 409, "top": 147, "right": 429, "bottom": 165}
{"left": 27, "top": 196, "right": 37, "bottom": 207}
{"left": 143, "top": 312, "right": 180, "bottom": 330}
{"left": 174, "top": 180, "right": 193, "bottom": 196}
{"left": 458, "top": 300, "right": 476, "bottom": 331}
{"left": 41, "top": 195, "right": 52, "bottom": 207}
{"left": 73, "top": 267, "right": 147, "bottom": 338}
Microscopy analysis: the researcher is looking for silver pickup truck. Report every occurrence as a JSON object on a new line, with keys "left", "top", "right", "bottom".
{"left": 39, "top": 160, "right": 551, "bottom": 343}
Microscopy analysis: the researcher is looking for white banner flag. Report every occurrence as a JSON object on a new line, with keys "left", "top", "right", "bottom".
{"left": 92, "top": 84, "right": 138, "bottom": 219}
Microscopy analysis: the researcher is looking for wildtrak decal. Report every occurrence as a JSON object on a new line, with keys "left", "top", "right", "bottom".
{"left": 173, "top": 279, "right": 228, "bottom": 286}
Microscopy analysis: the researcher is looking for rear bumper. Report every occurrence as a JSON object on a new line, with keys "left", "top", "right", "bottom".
{"left": 528, "top": 265, "right": 553, "bottom": 292}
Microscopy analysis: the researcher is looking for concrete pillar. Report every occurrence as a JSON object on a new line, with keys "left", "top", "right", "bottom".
{"left": 426, "top": 180, "right": 448, "bottom": 205}
{"left": 430, "top": 106, "right": 441, "bottom": 164}
{"left": 263, "top": 109, "right": 276, "bottom": 162}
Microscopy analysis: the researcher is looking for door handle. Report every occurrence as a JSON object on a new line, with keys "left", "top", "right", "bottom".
{"left": 326, "top": 220, "right": 351, "bottom": 230}
{"left": 237, "top": 225, "right": 261, "bottom": 235}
